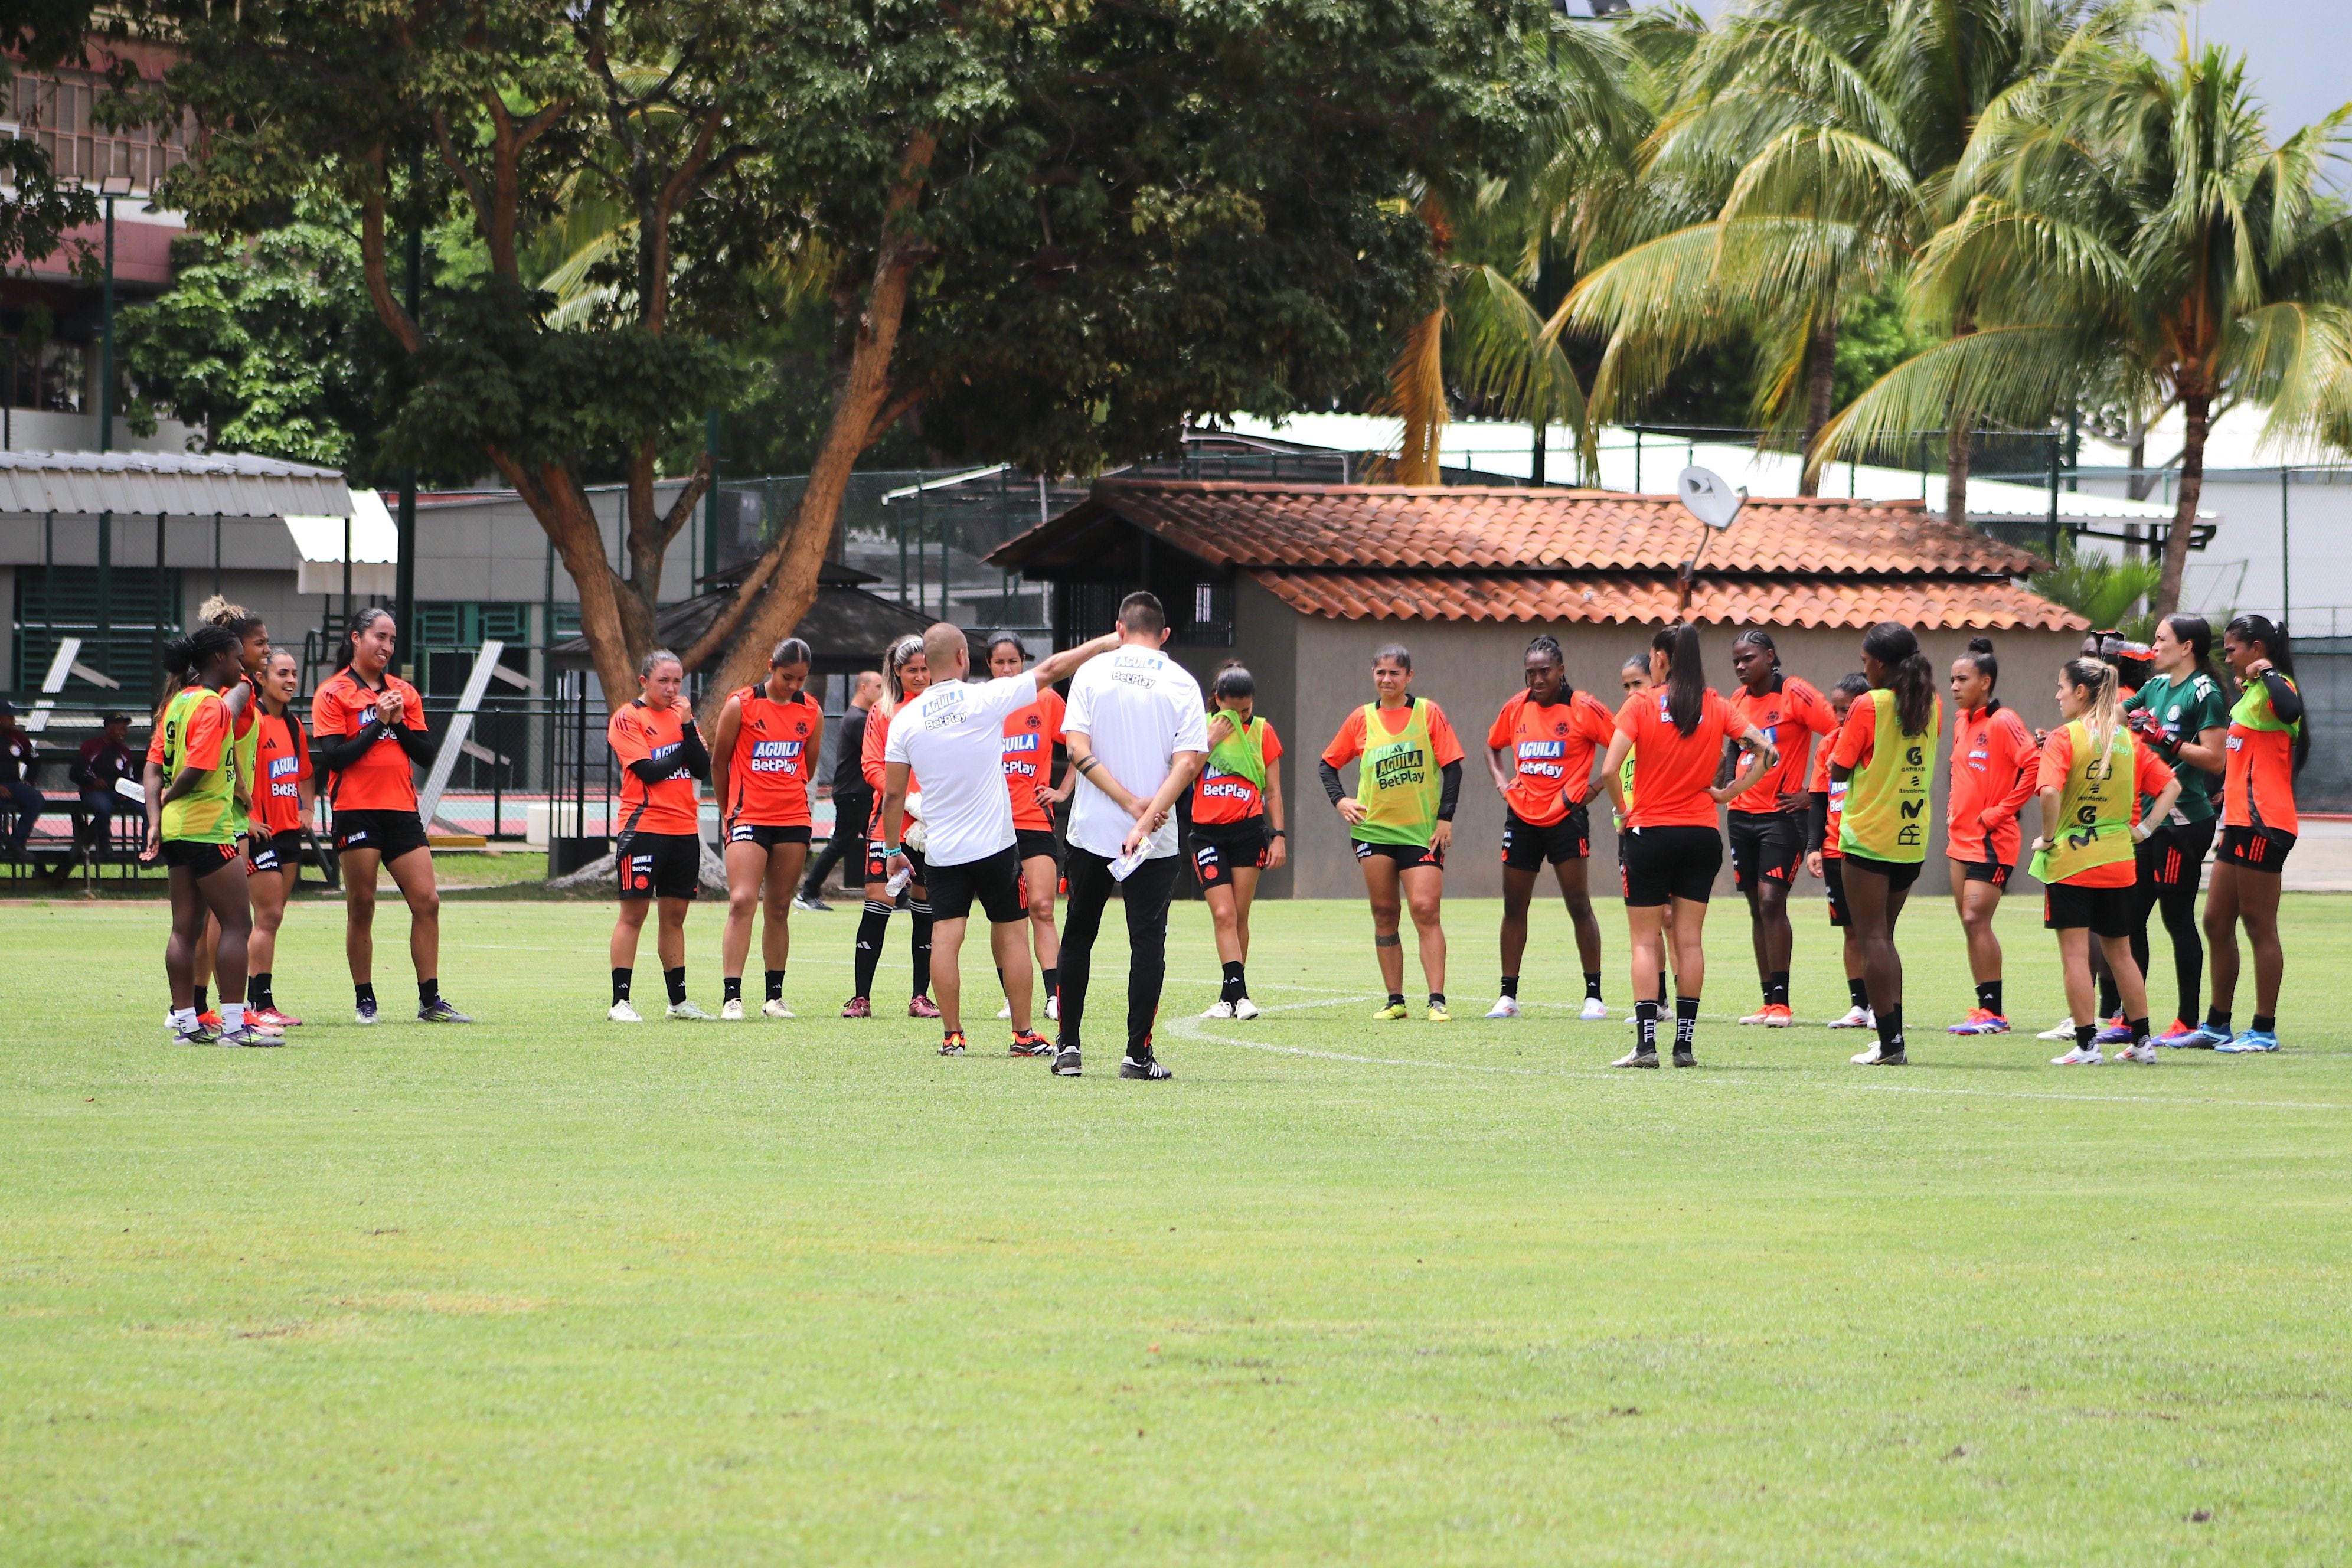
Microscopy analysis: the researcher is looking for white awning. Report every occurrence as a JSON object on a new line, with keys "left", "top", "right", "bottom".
{"left": 0, "top": 449, "right": 354, "bottom": 518}
{"left": 286, "top": 488, "right": 398, "bottom": 596}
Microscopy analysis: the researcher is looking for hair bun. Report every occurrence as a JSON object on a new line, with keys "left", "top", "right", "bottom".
{"left": 1967, "top": 636, "right": 1995, "bottom": 655}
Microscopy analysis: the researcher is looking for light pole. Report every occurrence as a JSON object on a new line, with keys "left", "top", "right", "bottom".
{"left": 94, "top": 172, "right": 133, "bottom": 680}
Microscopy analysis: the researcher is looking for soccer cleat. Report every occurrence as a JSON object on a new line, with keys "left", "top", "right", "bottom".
{"left": 996, "top": 1002, "right": 1012, "bottom": 1020}
{"left": 1485, "top": 996, "right": 1520, "bottom": 1020}
{"left": 1612, "top": 1046, "right": 1658, "bottom": 1069}
{"left": 1426, "top": 1002, "right": 1451, "bottom": 1023}
{"left": 793, "top": 895, "right": 832, "bottom": 913}
{"left": 2157, "top": 1021, "right": 2228, "bottom": 1049}
{"left": 170, "top": 1019, "right": 217, "bottom": 1047}
{"left": 2217, "top": 1028, "right": 2279, "bottom": 1053}
{"left": 2051, "top": 1044, "right": 2103, "bottom": 1065}
{"left": 1200, "top": 1000, "right": 1236, "bottom": 1019}
{"left": 608, "top": 1001, "right": 642, "bottom": 1023}
{"left": 1371, "top": 1001, "right": 1410, "bottom": 1021}
{"left": 1580, "top": 997, "right": 1609, "bottom": 1021}
{"left": 1946, "top": 1009, "right": 2011, "bottom": 1036}
{"left": 1044, "top": 994, "right": 1060, "bottom": 1022}
{"left": 940, "top": 1030, "right": 968, "bottom": 1056}
{"left": 2037, "top": 1018, "right": 2078, "bottom": 1042}
{"left": 2093, "top": 1017, "right": 2133, "bottom": 1046}
{"left": 2116, "top": 1041, "right": 2159, "bottom": 1064}
{"left": 355, "top": 998, "right": 380, "bottom": 1026}
{"left": 1739, "top": 1005, "right": 1775, "bottom": 1026}
{"left": 907, "top": 995, "right": 941, "bottom": 1020}
{"left": 1827, "top": 1005, "right": 1876, "bottom": 1030}
{"left": 1672, "top": 1044, "right": 1696, "bottom": 1068}
{"left": 1119, "top": 1055, "right": 1172, "bottom": 1080}
{"left": 417, "top": 998, "right": 473, "bottom": 1024}
{"left": 761, "top": 998, "right": 795, "bottom": 1019}
{"left": 198, "top": 1010, "right": 223, "bottom": 1031}
{"left": 1760, "top": 1004, "right": 1794, "bottom": 1028}
{"left": 1232, "top": 998, "right": 1261, "bottom": 1020}
{"left": 251, "top": 1006, "right": 303, "bottom": 1030}
{"left": 720, "top": 998, "right": 745, "bottom": 1021}
{"left": 1010, "top": 1030, "right": 1053, "bottom": 1057}
{"left": 840, "top": 997, "right": 872, "bottom": 1019}
{"left": 1850, "top": 1043, "right": 1907, "bottom": 1065}
{"left": 217, "top": 1023, "right": 282, "bottom": 1048}
{"left": 238, "top": 1015, "right": 287, "bottom": 1040}
{"left": 667, "top": 1000, "right": 716, "bottom": 1021}
{"left": 1051, "top": 1044, "right": 1083, "bottom": 1077}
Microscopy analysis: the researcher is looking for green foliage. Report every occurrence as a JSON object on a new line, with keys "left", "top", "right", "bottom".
{"left": 2033, "top": 535, "right": 2161, "bottom": 639}
{"left": 1831, "top": 287, "right": 1931, "bottom": 410}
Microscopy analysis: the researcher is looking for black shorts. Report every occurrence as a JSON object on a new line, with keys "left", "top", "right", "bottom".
{"left": 618, "top": 830, "right": 701, "bottom": 900}
{"left": 332, "top": 808, "right": 431, "bottom": 862}
{"left": 1841, "top": 852, "right": 1923, "bottom": 891}
{"left": 246, "top": 828, "right": 303, "bottom": 874}
{"left": 1353, "top": 838, "right": 1444, "bottom": 871}
{"left": 1192, "top": 817, "right": 1270, "bottom": 887}
{"left": 727, "top": 821, "right": 812, "bottom": 850}
{"left": 1500, "top": 804, "right": 1590, "bottom": 870}
{"left": 1822, "top": 857, "right": 1849, "bottom": 927}
{"left": 2139, "top": 817, "right": 2217, "bottom": 888}
{"left": 1015, "top": 828, "right": 1061, "bottom": 864}
{"left": 864, "top": 841, "right": 929, "bottom": 886}
{"left": 1727, "top": 810, "right": 1804, "bottom": 891}
{"left": 2217, "top": 824, "right": 2293, "bottom": 871}
{"left": 1958, "top": 859, "right": 2013, "bottom": 890}
{"left": 2045, "top": 878, "right": 2137, "bottom": 937}
{"left": 925, "top": 845, "right": 1025, "bottom": 924}
{"left": 1620, "top": 824, "right": 1721, "bottom": 907}
{"left": 162, "top": 838, "right": 243, "bottom": 877}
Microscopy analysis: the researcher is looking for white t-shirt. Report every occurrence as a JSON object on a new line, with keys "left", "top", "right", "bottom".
{"left": 881, "top": 675, "right": 1037, "bottom": 867}
{"left": 1064, "top": 644, "right": 1208, "bottom": 860}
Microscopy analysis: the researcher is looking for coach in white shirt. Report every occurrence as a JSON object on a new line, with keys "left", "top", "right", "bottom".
{"left": 1057, "top": 591, "right": 1210, "bottom": 1081}
{"left": 880, "top": 622, "right": 1119, "bottom": 1056}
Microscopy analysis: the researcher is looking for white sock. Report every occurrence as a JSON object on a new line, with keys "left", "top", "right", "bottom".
{"left": 221, "top": 1001, "right": 245, "bottom": 1030}
{"left": 169, "top": 1007, "right": 197, "bottom": 1028}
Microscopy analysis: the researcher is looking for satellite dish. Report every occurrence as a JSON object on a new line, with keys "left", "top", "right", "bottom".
{"left": 1676, "top": 466, "right": 1747, "bottom": 530}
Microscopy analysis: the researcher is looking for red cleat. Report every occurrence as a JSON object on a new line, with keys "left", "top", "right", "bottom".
{"left": 840, "top": 997, "right": 873, "bottom": 1018}
{"left": 907, "top": 994, "right": 941, "bottom": 1019}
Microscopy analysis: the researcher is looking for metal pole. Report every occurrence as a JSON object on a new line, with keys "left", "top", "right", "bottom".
{"left": 152, "top": 511, "right": 165, "bottom": 681}
{"left": 342, "top": 509, "right": 352, "bottom": 639}
{"left": 96, "top": 191, "right": 115, "bottom": 680}
{"left": 43, "top": 510, "right": 53, "bottom": 656}
{"left": 212, "top": 509, "right": 221, "bottom": 596}
{"left": 396, "top": 163, "right": 422, "bottom": 677}
{"left": 2281, "top": 468, "right": 2291, "bottom": 627}
{"left": 1633, "top": 426, "right": 1642, "bottom": 492}
{"left": 703, "top": 406, "right": 720, "bottom": 583}
{"left": 897, "top": 491, "right": 909, "bottom": 605}
{"left": 2045, "top": 435, "right": 2060, "bottom": 563}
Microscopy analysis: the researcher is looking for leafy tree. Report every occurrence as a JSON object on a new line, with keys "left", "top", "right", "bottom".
{"left": 0, "top": 1, "right": 104, "bottom": 277}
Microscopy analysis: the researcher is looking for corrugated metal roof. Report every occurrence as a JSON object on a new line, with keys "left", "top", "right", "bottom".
{"left": 0, "top": 450, "right": 352, "bottom": 518}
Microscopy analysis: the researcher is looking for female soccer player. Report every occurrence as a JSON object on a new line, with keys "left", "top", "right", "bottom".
{"left": 1484, "top": 634, "right": 1615, "bottom": 1021}
{"left": 1725, "top": 628, "right": 1837, "bottom": 1028}
{"left": 1616, "top": 652, "right": 1672, "bottom": 1016}
{"left": 187, "top": 597, "right": 270, "bottom": 1027}
{"left": 244, "top": 648, "right": 313, "bottom": 1030}
{"left": 711, "top": 637, "right": 821, "bottom": 1020}
{"left": 2176, "top": 614, "right": 2305, "bottom": 1053}
{"left": 312, "top": 608, "right": 471, "bottom": 1024}
{"left": 607, "top": 649, "right": 713, "bottom": 1021}
{"left": 1805, "top": 673, "right": 1875, "bottom": 1029}
{"left": 1600, "top": 623, "right": 1776, "bottom": 1067}
{"left": 989, "top": 631, "right": 1072, "bottom": 1021}
{"left": 844, "top": 635, "right": 939, "bottom": 1019}
{"left": 1194, "top": 661, "right": 1286, "bottom": 1018}
{"left": 143, "top": 625, "right": 269, "bottom": 1047}
{"left": 2125, "top": 616, "right": 2230, "bottom": 1044}
{"left": 1320, "top": 643, "right": 1464, "bottom": 1021}
{"left": 1831, "top": 622, "right": 1941, "bottom": 1066}
{"left": 2033, "top": 656, "right": 2181, "bottom": 1064}
{"left": 1942, "top": 638, "right": 2037, "bottom": 1035}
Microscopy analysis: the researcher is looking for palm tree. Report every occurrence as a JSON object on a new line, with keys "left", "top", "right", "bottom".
{"left": 1809, "top": 34, "right": 2352, "bottom": 615}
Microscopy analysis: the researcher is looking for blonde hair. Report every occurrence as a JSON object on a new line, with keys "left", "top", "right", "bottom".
{"left": 2063, "top": 656, "right": 2124, "bottom": 778}
{"left": 197, "top": 594, "right": 247, "bottom": 626}
{"left": 880, "top": 635, "right": 925, "bottom": 716}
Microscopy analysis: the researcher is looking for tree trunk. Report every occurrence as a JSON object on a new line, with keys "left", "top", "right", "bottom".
{"left": 2152, "top": 392, "right": 2208, "bottom": 619}
{"left": 1797, "top": 318, "right": 1837, "bottom": 496}
{"left": 1944, "top": 417, "right": 1971, "bottom": 533}
{"left": 1392, "top": 307, "right": 1448, "bottom": 486}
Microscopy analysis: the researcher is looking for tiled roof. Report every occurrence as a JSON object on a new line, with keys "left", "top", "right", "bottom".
{"left": 988, "top": 480, "right": 2044, "bottom": 578}
{"left": 1247, "top": 571, "right": 2089, "bottom": 632}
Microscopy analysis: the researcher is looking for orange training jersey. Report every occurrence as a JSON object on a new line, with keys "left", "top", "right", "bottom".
{"left": 1321, "top": 700, "right": 1466, "bottom": 770}
{"left": 863, "top": 698, "right": 917, "bottom": 835}
{"left": 1946, "top": 701, "right": 2037, "bottom": 865}
{"left": 1487, "top": 690, "right": 1616, "bottom": 825}
{"left": 1192, "top": 716, "right": 1284, "bottom": 826}
{"left": 311, "top": 666, "right": 427, "bottom": 812}
{"left": 609, "top": 699, "right": 702, "bottom": 837}
{"left": 2224, "top": 680, "right": 2299, "bottom": 836}
{"left": 1615, "top": 687, "right": 1735, "bottom": 831}
{"left": 1727, "top": 676, "right": 1835, "bottom": 815}
{"left": 727, "top": 685, "right": 819, "bottom": 827}
{"left": 253, "top": 710, "right": 311, "bottom": 835}
{"left": 1001, "top": 685, "right": 1065, "bottom": 832}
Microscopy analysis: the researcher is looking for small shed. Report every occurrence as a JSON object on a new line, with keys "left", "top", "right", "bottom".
{"left": 988, "top": 481, "right": 2090, "bottom": 899}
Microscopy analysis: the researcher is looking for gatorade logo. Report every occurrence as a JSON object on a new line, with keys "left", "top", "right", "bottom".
{"left": 1905, "top": 744, "right": 1925, "bottom": 767}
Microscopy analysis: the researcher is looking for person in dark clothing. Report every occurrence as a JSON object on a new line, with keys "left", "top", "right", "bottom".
{"left": 798, "top": 669, "right": 882, "bottom": 910}
{"left": 69, "top": 711, "right": 136, "bottom": 856}
{"left": 0, "top": 700, "right": 43, "bottom": 855}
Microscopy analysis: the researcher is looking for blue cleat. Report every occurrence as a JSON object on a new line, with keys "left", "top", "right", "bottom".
{"left": 2156, "top": 1022, "right": 2229, "bottom": 1049}
{"left": 2216, "top": 1028, "right": 2279, "bottom": 1054}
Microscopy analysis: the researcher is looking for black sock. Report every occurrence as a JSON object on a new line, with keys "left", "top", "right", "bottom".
{"left": 251, "top": 972, "right": 273, "bottom": 1010}
{"left": 765, "top": 968, "right": 785, "bottom": 1002}
{"left": 2205, "top": 1010, "right": 2230, "bottom": 1033}
{"left": 1656, "top": 971, "right": 1668, "bottom": 1006}
{"left": 1848, "top": 976, "right": 1869, "bottom": 1010}
{"left": 1978, "top": 979, "right": 2003, "bottom": 1015}
{"left": 1221, "top": 961, "right": 1246, "bottom": 1004}
{"left": 193, "top": 985, "right": 208, "bottom": 1014}
{"left": 2098, "top": 976, "right": 2121, "bottom": 1020}
{"left": 1043, "top": 965, "right": 1060, "bottom": 998}
{"left": 1766, "top": 971, "right": 1789, "bottom": 1008}
{"left": 1675, "top": 995, "right": 1700, "bottom": 1050}
{"left": 355, "top": 981, "right": 376, "bottom": 1009}
{"left": 612, "top": 968, "right": 632, "bottom": 1004}
{"left": 2075, "top": 1023, "right": 2097, "bottom": 1051}
{"left": 908, "top": 901, "right": 934, "bottom": 998}
{"left": 1876, "top": 1004, "right": 1905, "bottom": 1053}
{"left": 1429, "top": 992, "right": 1446, "bottom": 1009}
{"left": 1635, "top": 1000, "right": 1659, "bottom": 1054}
{"left": 2130, "top": 1015, "right": 2151, "bottom": 1046}
{"left": 418, "top": 978, "right": 439, "bottom": 1007}
{"left": 1388, "top": 992, "right": 1406, "bottom": 1007}
{"left": 724, "top": 976, "right": 743, "bottom": 1003}
{"left": 854, "top": 901, "right": 891, "bottom": 998}
{"left": 1500, "top": 974, "right": 1520, "bottom": 999}
{"left": 2252, "top": 1013, "right": 2276, "bottom": 1034}
{"left": 664, "top": 967, "right": 687, "bottom": 1007}
{"left": 1583, "top": 971, "right": 1602, "bottom": 1001}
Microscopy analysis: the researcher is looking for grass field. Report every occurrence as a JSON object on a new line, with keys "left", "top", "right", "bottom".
{"left": 4, "top": 887, "right": 2348, "bottom": 1564}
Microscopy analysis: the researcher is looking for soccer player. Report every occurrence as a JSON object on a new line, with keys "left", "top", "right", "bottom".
{"left": 143, "top": 626, "right": 270, "bottom": 1047}
{"left": 312, "top": 609, "right": 471, "bottom": 1024}
{"left": 1942, "top": 638, "right": 2037, "bottom": 1036}
{"left": 1724, "top": 628, "right": 1838, "bottom": 1027}
{"left": 2033, "top": 657, "right": 2181, "bottom": 1065}
{"left": 1831, "top": 623, "right": 1941, "bottom": 1066}
{"left": 606, "top": 649, "right": 714, "bottom": 1022}
{"left": 845, "top": 636, "right": 939, "bottom": 1019}
{"left": 879, "top": 623, "right": 1119, "bottom": 1056}
{"left": 1484, "top": 634, "right": 1615, "bottom": 1021}
{"left": 1058, "top": 592, "right": 1210, "bottom": 1080}
{"left": 2125, "top": 616, "right": 2230, "bottom": 1044}
{"left": 797, "top": 669, "right": 881, "bottom": 911}
{"left": 988, "top": 632, "right": 1072, "bottom": 1022}
{"left": 711, "top": 638, "right": 821, "bottom": 1020}
{"left": 1322, "top": 643, "right": 1464, "bottom": 1023}
{"left": 187, "top": 599, "right": 270, "bottom": 1027}
{"left": 1615, "top": 653, "right": 1672, "bottom": 1016}
{"left": 2178, "top": 614, "right": 2305, "bottom": 1053}
{"left": 1805, "top": 674, "right": 1876, "bottom": 1029}
{"left": 245, "top": 648, "right": 313, "bottom": 1030}
{"left": 1600, "top": 623, "right": 1776, "bottom": 1067}
{"left": 1193, "top": 661, "right": 1287, "bottom": 1019}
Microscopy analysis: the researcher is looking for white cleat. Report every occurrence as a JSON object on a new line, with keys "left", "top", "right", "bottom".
{"left": 609, "top": 1000, "right": 643, "bottom": 1024}
{"left": 1579, "top": 997, "right": 1609, "bottom": 1021}
{"left": 1827, "top": 1005, "right": 1875, "bottom": 1030}
{"left": 996, "top": 1002, "right": 1012, "bottom": 1019}
{"left": 720, "top": 997, "right": 745, "bottom": 1021}
{"left": 761, "top": 998, "right": 795, "bottom": 1018}
{"left": 1850, "top": 1042, "right": 1903, "bottom": 1064}
{"left": 2051, "top": 1044, "right": 2103, "bottom": 1065}
{"left": 2038, "top": 1017, "right": 2079, "bottom": 1042}
{"left": 1485, "top": 996, "right": 1521, "bottom": 1020}
{"left": 1231, "top": 997, "right": 1261, "bottom": 1020}
{"left": 667, "top": 1000, "right": 716, "bottom": 1021}
{"left": 1200, "top": 999, "right": 1236, "bottom": 1019}
{"left": 2115, "top": 1041, "right": 2158, "bottom": 1064}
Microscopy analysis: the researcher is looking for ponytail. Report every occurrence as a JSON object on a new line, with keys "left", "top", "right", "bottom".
{"left": 1212, "top": 659, "right": 1255, "bottom": 705}
{"left": 1861, "top": 622, "right": 1934, "bottom": 736}
{"left": 2161, "top": 614, "right": 2220, "bottom": 689}
{"left": 2062, "top": 656, "right": 2124, "bottom": 778}
{"left": 1651, "top": 622, "right": 1707, "bottom": 737}
{"left": 1960, "top": 635, "right": 1998, "bottom": 690}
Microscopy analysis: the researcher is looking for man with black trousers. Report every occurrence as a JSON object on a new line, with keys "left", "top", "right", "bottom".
{"left": 798, "top": 669, "right": 882, "bottom": 910}
{"left": 1054, "top": 592, "right": 1209, "bottom": 1080}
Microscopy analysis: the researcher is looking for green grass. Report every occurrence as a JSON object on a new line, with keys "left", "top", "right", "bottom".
{"left": 4, "top": 890, "right": 2348, "bottom": 1564}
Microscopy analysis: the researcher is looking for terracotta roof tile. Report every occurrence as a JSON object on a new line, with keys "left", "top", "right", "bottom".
{"left": 1245, "top": 570, "right": 2089, "bottom": 633}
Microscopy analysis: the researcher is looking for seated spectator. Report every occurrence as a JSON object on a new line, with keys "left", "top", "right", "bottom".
{"left": 71, "top": 711, "right": 136, "bottom": 851}
{"left": 0, "top": 701, "right": 41, "bottom": 856}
